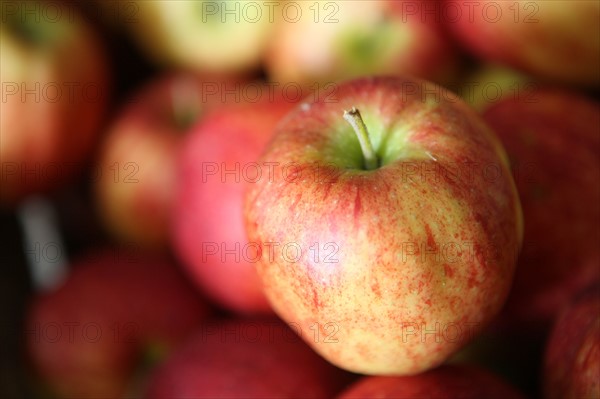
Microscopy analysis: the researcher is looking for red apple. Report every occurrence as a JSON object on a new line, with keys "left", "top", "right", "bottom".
{"left": 244, "top": 76, "right": 523, "bottom": 375}
{"left": 266, "top": 0, "right": 462, "bottom": 88}
{"left": 145, "top": 319, "right": 355, "bottom": 398}
{"left": 445, "top": 0, "right": 600, "bottom": 87}
{"left": 483, "top": 88, "right": 600, "bottom": 333}
{"left": 26, "top": 248, "right": 212, "bottom": 399}
{"left": 1, "top": 1, "right": 110, "bottom": 205}
{"left": 338, "top": 364, "right": 526, "bottom": 398}
{"left": 173, "top": 92, "right": 297, "bottom": 313}
{"left": 94, "top": 72, "right": 229, "bottom": 248}
{"left": 543, "top": 283, "right": 600, "bottom": 399}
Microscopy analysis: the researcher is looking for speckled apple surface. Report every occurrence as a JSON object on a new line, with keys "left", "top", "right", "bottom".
{"left": 244, "top": 76, "right": 523, "bottom": 375}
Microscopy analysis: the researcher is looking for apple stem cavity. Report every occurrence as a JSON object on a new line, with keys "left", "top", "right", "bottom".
{"left": 343, "top": 107, "right": 379, "bottom": 170}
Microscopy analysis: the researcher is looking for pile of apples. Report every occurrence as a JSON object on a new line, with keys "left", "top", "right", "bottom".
{"left": 1, "top": 1, "right": 598, "bottom": 398}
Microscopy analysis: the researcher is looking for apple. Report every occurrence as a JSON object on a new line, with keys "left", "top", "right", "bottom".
{"left": 458, "top": 63, "right": 535, "bottom": 112}
{"left": 1, "top": 0, "right": 110, "bottom": 205}
{"left": 243, "top": 76, "right": 523, "bottom": 375}
{"left": 265, "top": 0, "right": 462, "bottom": 88}
{"left": 145, "top": 319, "right": 355, "bottom": 398}
{"left": 338, "top": 364, "right": 526, "bottom": 398}
{"left": 483, "top": 88, "right": 600, "bottom": 333}
{"left": 127, "top": 1, "right": 273, "bottom": 74}
{"left": 172, "top": 92, "right": 297, "bottom": 313}
{"left": 26, "top": 248, "right": 212, "bottom": 399}
{"left": 445, "top": 0, "right": 600, "bottom": 87}
{"left": 543, "top": 283, "right": 600, "bottom": 399}
{"left": 94, "top": 72, "right": 229, "bottom": 248}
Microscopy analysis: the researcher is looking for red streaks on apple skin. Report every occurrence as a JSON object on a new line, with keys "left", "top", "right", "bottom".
{"left": 444, "top": 264, "right": 454, "bottom": 279}
{"left": 424, "top": 223, "right": 436, "bottom": 248}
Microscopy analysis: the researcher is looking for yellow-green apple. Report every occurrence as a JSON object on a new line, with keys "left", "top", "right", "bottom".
{"left": 458, "top": 63, "right": 535, "bottom": 112}
{"left": 445, "top": 0, "right": 600, "bottom": 88}
{"left": 127, "top": 1, "right": 273, "bottom": 74}
{"left": 338, "top": 364, "right": 526, "bottom": 398}
{"left": 145, "top": 319, "right": 355, "bottom": 398}
{"left": 266, "top": 0, "right": 462, "bottom": 88}
{"left": 244, "top": 76, "right": 523, "bottom": 375}
{"left": 94, "top": 72, "right": 224, "bottom": 248}
{"left": 483, "top": 88, "right": 600, "bottom": 333}
{"left": 172, "top": 93, "right": 296, "bottom": 313}
{"left": 26, "top": 249, "right": 212, "bottom": 399}
{"left": 543, "top": 283, "right": 600, "bottom": 399}
{"left": 1, "top": 0, "right": 110, "bottom": 205}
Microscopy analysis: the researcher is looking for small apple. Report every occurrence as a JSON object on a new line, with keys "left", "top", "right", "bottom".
{"left": 26, "top": 248, "right": 212, "bottom": 399}
{"left": 94, "top": 72, "right": 226, "bottom": 248}
{"left": 145, "top": 319, "right": 355, "bottom": 398}
{"left": 127, "top": 1, "right": 273, "bottom": 74}
{"left": 266, "top": 0, "right": 462, "bottom": 88}
{"left": 483, "top": 88, "right": 600, "bottom": 333}
{"left": 1, "top": 0, "right": 110, "bottom": 205}
{"left": 543, "top": 283, "right": 600, "bottom": 399}
{"left": 445, "top": 0, "right": 600, "bottom": 87}
{"left": 244, "top": 76, "right": 523, "bottom": 375}
{"left": 338, "top": 364, "right": 526, "bottom": 398}
{"left": 172, "top": 92, "right": 297, "bottom": 313}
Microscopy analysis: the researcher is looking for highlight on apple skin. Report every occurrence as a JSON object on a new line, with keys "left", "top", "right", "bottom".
{"left": 244, "top": 76, "right": 523, "bottom": 375}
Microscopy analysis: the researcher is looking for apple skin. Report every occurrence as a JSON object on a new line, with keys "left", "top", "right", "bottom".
{"left": 543, "top": 284, "right": 600, "bottom": 399}
{"left": 338, "top": 364, "right": 526, "bottom": 399}
{"left": 266, "top": 0, "right": 461, "bottom": 88}
{"left": 445, "top": 0, "right": 600, "bottom": 87}
{"left": 1, "top": 1, "right": 110, "bottom": 205}
{"left": 483, "top": 89, "right": 600, "bottom": 333}
{"left": 26, "top": 249, "right": 212, "bottom": 399}
{"left": 458, "top": 63, "right": 535, "bottom": 112}
{"left": 94, "top": 72, "right": 223, "bottom": 248}
{"left": 128, "top": 1, "right": 273, "bottom": 74}
{"left": 243, "top": 76, "right": 523, "bottom": 375}
{"left": 172, "top": 94, "right": 296, "bottom": 313}
{"left": 145, "top": 319, "right": 355, "bottom": 398}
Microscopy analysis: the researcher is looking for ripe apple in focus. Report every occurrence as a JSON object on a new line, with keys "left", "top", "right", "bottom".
{"left": 173, "top": 93, "right": 297, "bottom": 313}
{"left": 266, "top": 0, "right": 462, "bottom": 88}
{"left": 94, "top": 73, "right": 224, "bottom": 248}
{"left": 26, "top": 249, "right": 212, "bottom": 399}
{"left": 244, "top": 76, "right": 523, "bottom": 375}
{"left": 483, "top": 89, "right": 600, "bottom": 333}
{"left": 543, "top": 283, "right": 600, "bottom": 399}
{"left": 145, "top": 319, "right": 355, "bottom": 398}
{"left": 338, "top": 364, "right": 526, "bottom": 398}
{"left": 0, "top": 1, "right": 109, "bottom": 205}
{"left": 445, "top": 0, "right": 600, "bottom": 87}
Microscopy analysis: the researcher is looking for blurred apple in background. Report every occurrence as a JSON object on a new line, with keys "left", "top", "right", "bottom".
{"left": 26, "top": 249, "right": 212, "bottom": 399}
{"left": 483, "top": 88, "right": 600, "bottom": 334}
{"left": 458, "top": 63, "right": 535, "bottom": 112}
{"left": 145, "top": 319, "right": 355, "bottom": 398}
{"left": 127, "top": 1, "right": 273, "bottom": 74}
{"left": 173, "top": 90, "right": 296, "bottom": 314}
{"left": 338, "top": 364, "right": 526, "bottom": 399}
{"left": 543, "top": 283, "right": 600, "bottom": 399}
{"left": 0, "top": 0, "right": 110, "bottom": 205}
{"left": 94, "top": 72, "right": 232, "bottom": 248}
{"left": 445, "top": 0, "right": 600, "bottom": 88}
{"left": 266, "top": 0, "right": 462, "bottom": 88}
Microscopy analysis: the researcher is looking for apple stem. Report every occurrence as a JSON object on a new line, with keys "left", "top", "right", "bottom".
{"left": 343, "top": 107, "right": 378, "bottom": 170}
